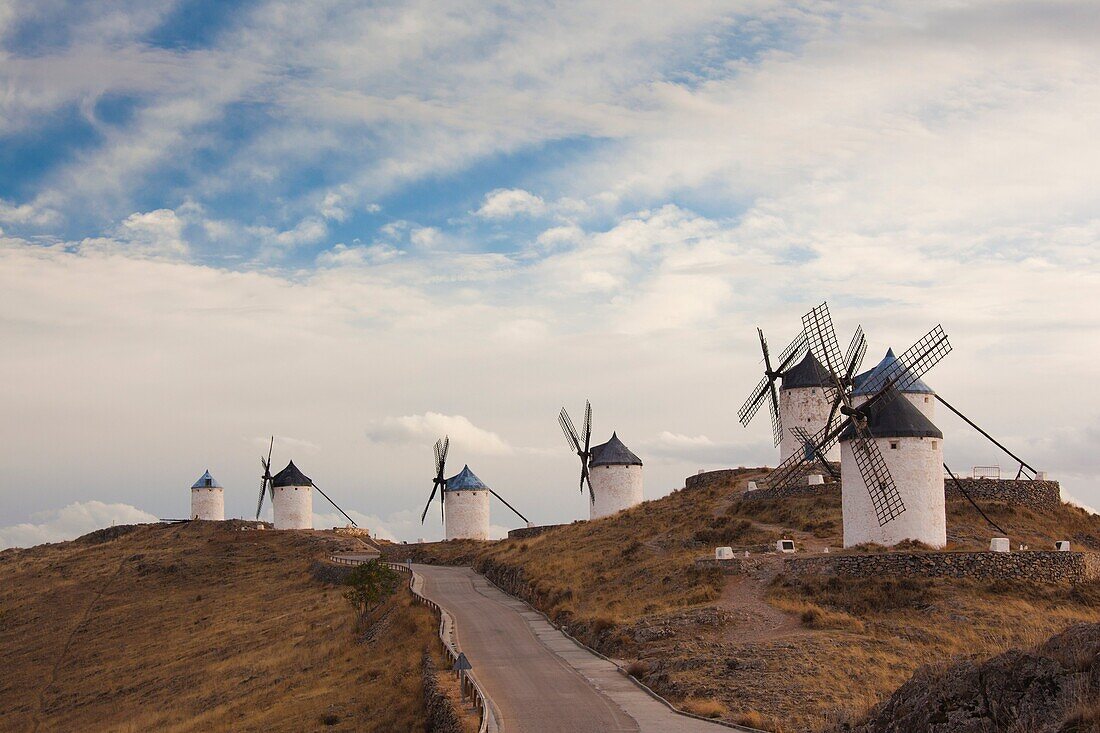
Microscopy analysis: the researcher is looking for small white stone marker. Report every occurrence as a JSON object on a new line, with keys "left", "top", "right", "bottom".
{"left": 747, "top": 481, "right": 758, "bottom": 490}
{"left": 807, "top": 474, "right": 824, "bottom": 485}
{"left": 1056, "top": 541, "right": 1071, "bottom": 552}
{"left": 776, "top": 539, "right": 796, "bottom": 554}
{"left": 715, "top": 546, "right": 734, "bottom": 560}
{"left": 989, "top": 537, "right": 1011, "bottom": 553}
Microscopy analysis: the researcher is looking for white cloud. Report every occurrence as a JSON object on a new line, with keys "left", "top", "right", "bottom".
{"left": 0, "top": 501, "right": 158, "bottom": 550}
{"left": 366, "top": 412, "right": 513, "bottom": 455}
{"left": 0, "top": 198, "right": 58, "bottom": 227}
{"left": 475, "top": 188, "right": 548, "bottom": 219}
{"left": 320, "top": 191, "right": 349, "bottom": 222}
{"left": 409, "top": 226, "right": 444, "bottom": 249}
{"left": 79, "top": 208, "right": 189, "bottom": 258}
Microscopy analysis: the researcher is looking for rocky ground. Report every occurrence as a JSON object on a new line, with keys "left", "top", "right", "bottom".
{"left": 848, "top": 622, "right": 1100, "bottom": 733}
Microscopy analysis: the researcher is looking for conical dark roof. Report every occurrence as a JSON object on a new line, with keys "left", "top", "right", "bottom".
{"left": 589, "top": 432, "right": 643, "bottom": 467}
{"left": 852, "top": 348, "right": 934, "bottom": 396}
{"left": 191, "top": 470, "right": 220, "bottom": 489}
{"left": 781, "top": 352, "right": 834, "bottom": 389}
{"left": 445, "top": 465, "right": 489, "bottom": 491}
{"left": 840, "top": 395, "right": 942, "bottom": 441}
{"left": 272, "top": 460, "right": 312, "bottom": 487}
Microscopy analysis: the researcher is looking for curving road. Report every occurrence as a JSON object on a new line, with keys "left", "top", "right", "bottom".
{"left": 415, "top": 564, "right": 747, "bottom": 733}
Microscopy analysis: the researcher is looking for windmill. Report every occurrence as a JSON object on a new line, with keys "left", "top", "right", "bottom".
{"left": 419, "top": 435, "right": 530, "bottom": 538}
{"left": 256, "top": 436, "right": 358, "bottom": 527}
{"left": 737, "top": 328, "right": 808, "bottom": 447}
{"left": 558, "top": 400, "right": 594, "bottom": 504}
{"left": 766, "top": 303, "right": 951, "bottom": 527}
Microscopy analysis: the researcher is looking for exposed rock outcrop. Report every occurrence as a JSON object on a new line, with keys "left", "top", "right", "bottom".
{"left": 848, "top": 623, "right": 1100, "bottom": 733}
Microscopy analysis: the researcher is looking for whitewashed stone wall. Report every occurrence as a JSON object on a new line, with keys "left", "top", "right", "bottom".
{"left": 841, "top": 434, "right": 945, "bottom": 548}
{"left": 779, "top": 386, "right": 839, "bottom": 462}
{"left": 590, "top": 464, "right": 643, "bottom": 520}
{"left": 273, "top": 485, "right": 313, "bottom": 530}
{"left": 190, "top": 487, "right": 224, "bottom": 520}
{"left": 445, "top": 490, "right": 490, "bottom": 540}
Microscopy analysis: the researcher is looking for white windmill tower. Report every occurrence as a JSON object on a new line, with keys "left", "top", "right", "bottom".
{"left": 269, "top": 461, "right": 313, "bottom": 530}
{"left": 776, "top": 353, "right": 841, "bottom": 462}
{"left": 255, "top": 437, "right": 359, "bottom": 531}
{"left": 766, "top": 303, "right": 952, "bottom": 548}
{"left": 190, "top": 470, "right": 224, "bottom": 520}
{"left": 840, "top": 396, "right": 945, "bottom": 547}
{"left": 559, "top": 402, "right": 645, "bottom": 520}
{"left": 588, "top": 433, "right": 644, "bottom": 519}
{"left": 420, "top": 436, "right": 529, "bottom": 541}
{"left": 442, "top": 466, "right": 491, "bottom": 540}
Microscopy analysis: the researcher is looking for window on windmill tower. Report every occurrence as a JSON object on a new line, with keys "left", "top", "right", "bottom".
{"left": 925, "top": 396, "right": 930, "bottom": 403}
{"left": 890, "top": 441, "right": 899, "bottom": 450}
{"left": 931, "top": 441, "right": 938, "bottom": 449}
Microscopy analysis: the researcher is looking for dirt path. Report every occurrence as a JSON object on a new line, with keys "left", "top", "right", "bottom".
{"left": 715, "top": 557, "right": 805, "bottom": 645}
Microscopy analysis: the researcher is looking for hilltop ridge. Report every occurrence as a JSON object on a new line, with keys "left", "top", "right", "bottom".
{"left": 0, "top": 521, "right": 444, "bottom": 732}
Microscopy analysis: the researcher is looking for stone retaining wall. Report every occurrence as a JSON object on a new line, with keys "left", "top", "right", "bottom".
{"left": 506, "top": 524, "right": 566, "bottom": 540}
{"left": 735, "top": 477, "right": 1060, "bottom": 509}
{"left": 781, "top": 550, "right": 1099, "bottom": 585}
{"left": 741, "top": 482, "right": 839, "bottom": 502}
{"left": 946, "top": 478, "right": 1061, "bottom": 508}
{"left": 694, "top": 556, "right": 767, "bottom": 576}
{"left": 421, "top": 652, "right": 464, "bottom": 733}
{"left": 684, "top": 469, "right": 752, "bottom": 492}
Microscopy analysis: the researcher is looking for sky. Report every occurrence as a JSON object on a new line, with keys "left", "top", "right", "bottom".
{"left": 2, "top": 0, "right": 1099, "bottom": 547}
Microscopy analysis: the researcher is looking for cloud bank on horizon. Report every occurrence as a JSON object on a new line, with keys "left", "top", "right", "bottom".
{"left": 1, "top": 0, "right": 1099, "bottom": 546}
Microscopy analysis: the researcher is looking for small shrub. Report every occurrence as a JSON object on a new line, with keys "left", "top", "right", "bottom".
{"left": 343, "top": 560, "right": 401, "bottom": 631}
{"left": 590, "top": 616, "right": 616, "bottom": 636}
{"left": 321, "top": 713, "right": 340, "bottom": 725}
{"left": 625, "top": 660, "right": 649, "bottom": 678}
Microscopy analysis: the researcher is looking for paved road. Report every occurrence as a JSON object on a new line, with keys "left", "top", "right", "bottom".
{"left": 415, "top": 564, "right": 745, "bottom": 733}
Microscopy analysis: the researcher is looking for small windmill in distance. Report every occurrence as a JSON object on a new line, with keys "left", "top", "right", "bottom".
{"left": 558, "top": 400, "right": 593, "bottom": 504}
{"left": 256, "top": 436, "right": 358, "bottom": 530}
{"left": 420, "top": 435, "right": 529, "bottom": 540}
{"left": 559, "top": 401, "right": 644, "bottom": 520}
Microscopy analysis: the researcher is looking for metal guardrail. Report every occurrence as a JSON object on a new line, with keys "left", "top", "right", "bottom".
{"left": 972, "top": 465, "right": 1000, "bottom": 479}
{"left": 384, "top": 562, "right": 496, "bottom": 733}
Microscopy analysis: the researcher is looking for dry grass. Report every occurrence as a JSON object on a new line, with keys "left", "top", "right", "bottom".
{"left": 680, "top": 697, "right": 728, "bottom": 719}
{"left": 766, "top": 597, "right": 865, "bottom": 633}
{"left": 0, "top": 521, "right": 454, "bottom": 732}
{"left": 733, "top": 709, "right": 783, "bottom": 731}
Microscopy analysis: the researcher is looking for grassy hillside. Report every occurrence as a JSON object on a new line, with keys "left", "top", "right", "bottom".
{"left": 386, "top": 469, "right": 1100, "bottom": 731}
{"left": 0, "top": 521, "right": 456, "bottom": 733}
